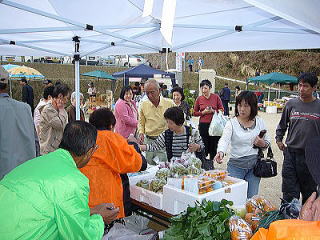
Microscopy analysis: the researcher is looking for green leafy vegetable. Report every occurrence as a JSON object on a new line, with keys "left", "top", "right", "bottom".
{"left": 164, "top": 199, "right": 234, "bottom": 240}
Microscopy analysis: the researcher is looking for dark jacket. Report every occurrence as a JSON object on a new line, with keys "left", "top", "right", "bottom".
{"left": 220, "top": 87, "right": 231, "bottom": 101}
{"left": 22, "top": 84, "right": 34, "bottom": 111}
{"left": 66, "top": 105, "right": 85, "bottom": 123}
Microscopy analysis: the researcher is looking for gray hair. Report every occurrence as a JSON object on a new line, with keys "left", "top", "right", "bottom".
{"left": 71, "top": 92, "right": 84, "bottom": 101}
{"left": 145, "top": 79, "right": 160, "bottom": 89}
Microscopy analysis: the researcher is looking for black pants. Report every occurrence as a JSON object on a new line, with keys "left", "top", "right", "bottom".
{"left": 282, "top": 147, "right": 317, "bottom": 204}
{"left": 188, "top": 64, "right": 193, "bottom": 72}
{"left": 198, "top": 122, "right": 220, "bottom": 160}
{"left": 222, "top": 100, "right": 229, "bottom": 116}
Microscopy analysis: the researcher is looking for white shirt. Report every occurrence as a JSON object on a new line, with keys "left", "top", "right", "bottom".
{"left": 217, "top": 116, "right": 270, "bottom": 159}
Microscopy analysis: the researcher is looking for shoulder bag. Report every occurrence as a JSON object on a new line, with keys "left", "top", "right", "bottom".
{"left": 253, "top": 147, "right": 277, "bottom": 178}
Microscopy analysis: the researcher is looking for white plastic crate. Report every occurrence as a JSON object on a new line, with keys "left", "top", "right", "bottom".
{"left": 162, "top": 176, "right": 248, "bottom": 215}
{"left": 128, "top": 166, "right": 159, "bottom": 185}
{"left": 130, "top": 185, "right": 163, "bottom": 210}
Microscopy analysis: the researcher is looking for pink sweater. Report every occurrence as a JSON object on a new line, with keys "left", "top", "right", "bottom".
{"left": 114, "top": 99, "right": 138, "bottom": 138}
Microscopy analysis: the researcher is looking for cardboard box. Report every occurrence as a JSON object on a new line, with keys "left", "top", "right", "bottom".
{"left": 130, "top": 185, "right": 163, "bottom": 210}
{"left": 162, "top": 176, "right": 248, "bottom": 215}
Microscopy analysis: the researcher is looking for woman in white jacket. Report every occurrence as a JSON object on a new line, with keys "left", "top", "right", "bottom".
{"left": 214, "top": 91, "right": 270, "bottom": 198}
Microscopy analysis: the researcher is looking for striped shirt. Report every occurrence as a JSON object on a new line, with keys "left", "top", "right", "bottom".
{"left": 146, "top": 127, "right": 204, "bottom": 158}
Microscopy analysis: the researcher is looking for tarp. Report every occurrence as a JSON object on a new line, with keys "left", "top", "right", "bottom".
{"left": 248, "top": 72, "right": 297, "bottom": 85}
{"left": 113, "top": 64, "right": 175, "bottom": 79}
{"left": 0, "top": 0, "right": 320, "bottom": 56}
{"left": 1, "top": 0, "right": 319, "bottom": 119}
{"left": 113, "top": 64, "right": 175, "bottom": 86}
{"left": 81, "top": 70, "right": 116, "bottom": 81}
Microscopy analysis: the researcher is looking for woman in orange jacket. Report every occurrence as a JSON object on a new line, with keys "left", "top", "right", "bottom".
{"left": 80, "top": 108, "right": 147, "bottom": 218}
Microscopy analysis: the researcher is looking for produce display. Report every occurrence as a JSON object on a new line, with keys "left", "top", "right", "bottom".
{"left": 136, "top": 152, "right": 204, "bottom": 193}
{"left": 203, "top": 169, "right": 228, "bottom": 181}
{"left": 164, "top": 199, "right": 235, "bottom": 240}
{"left": 229, "top": 216, "right": 253, "bottom": 240}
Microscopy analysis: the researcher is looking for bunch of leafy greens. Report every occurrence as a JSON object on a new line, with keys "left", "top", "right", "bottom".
{"left": 164, "top": 199, "right": 234, "bottom": 240}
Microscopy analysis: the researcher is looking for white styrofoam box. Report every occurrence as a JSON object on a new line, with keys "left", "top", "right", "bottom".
{"left": 266, "top": 106, "right": 277, "bottom": 113}
{"left": 162, "top": 176, "right": 248, "bottom": 215}
{"left": 130, "top": 185, "right": 163, "bottom": 210}
{"left": 128, "top": 166, "right": 159, "bottom": 185}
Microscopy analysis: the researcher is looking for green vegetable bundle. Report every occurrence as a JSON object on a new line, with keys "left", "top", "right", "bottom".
{"left": 164, "top": 199, "right": 235, "bottom": 240}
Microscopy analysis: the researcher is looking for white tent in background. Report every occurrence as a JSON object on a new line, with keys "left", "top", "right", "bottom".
{"left": 1, "top": 0, "right": 320, "bottom": 119}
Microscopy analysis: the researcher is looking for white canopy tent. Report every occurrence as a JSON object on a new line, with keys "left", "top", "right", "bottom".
{"left": 1, "top": 0, "right": 320, "bottom": 119}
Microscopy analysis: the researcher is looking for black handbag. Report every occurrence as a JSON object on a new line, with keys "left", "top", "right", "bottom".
{"left": 253, "top": 147, "right": 277, "bottom": 178}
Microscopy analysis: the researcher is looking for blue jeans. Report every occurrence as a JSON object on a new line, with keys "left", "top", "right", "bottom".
{"left": 227, "top": 164, "right": 261, "bottom": 199}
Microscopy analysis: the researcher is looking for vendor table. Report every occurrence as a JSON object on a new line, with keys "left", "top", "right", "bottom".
{"left": 131, "top": 198, "right": 173, "bottom": 228}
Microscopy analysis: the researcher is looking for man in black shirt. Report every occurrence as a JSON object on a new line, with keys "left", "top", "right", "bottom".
{"left": 19, "top": 77, "right": 34, "bottom": 115}
{"left": 276, "top": 73, "right": 320, "bottom": 204}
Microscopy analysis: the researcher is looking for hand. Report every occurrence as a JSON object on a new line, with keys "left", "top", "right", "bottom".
{"left": 202, "top": 109, "right": 210, "bottom": 115}
{"left": 127, "top": 134, "right": 138, "bottom": 144}
{"left": 139, "top": 144, "right": 147, "bottom": 152}
{"left": 277, "top": 141, "right": 286, "bottom": 151}
{"left": 188, "top": 143, "right": 200, "bottom": 152}
{"left": 56, "top": 98, "right": 65, "bottom": 110}
{"left": 311, "top": 196, "right": 320, "bottom": 221}
{"left": 138, "top": 133, "right": 145, "bottom": 144}
{"left": 214, "top": 152, "right": 224, "bottom": 164}
{"left": 90, "top": 203, "right": 119, "bottom": 224}
{"left": 299, "top": 192, "right": 317, "bottom": 221}
{"left": 253, "top": 136, "right": 267, "bottom": 148}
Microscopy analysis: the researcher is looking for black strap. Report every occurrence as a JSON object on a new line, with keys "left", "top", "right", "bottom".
{"left": 164, "top": 129, "right": 173, "bottom": 161}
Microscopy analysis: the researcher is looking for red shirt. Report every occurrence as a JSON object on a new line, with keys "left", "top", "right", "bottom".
{"left": 193, "top": 93, "right": 224, "bottom": 123}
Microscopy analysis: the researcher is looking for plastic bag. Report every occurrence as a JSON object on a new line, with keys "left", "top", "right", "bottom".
{"left": 229, "top": 215, "right": 253, "bottom": 240}
{"left": 208, "top": 111, "right": 228, "bottom": 136}
{"left": 103, "top": 222, "right": 157, "bottom": 240}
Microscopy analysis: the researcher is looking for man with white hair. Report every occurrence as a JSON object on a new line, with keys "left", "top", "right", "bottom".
{"left": 0, "top": 66, "right": 37, "bottom": 179}
{"left": 138, "top": 79, "right": 175, "bottom": 164}
{"left": 67, "top": 91, "right": 85, "bottom": 122}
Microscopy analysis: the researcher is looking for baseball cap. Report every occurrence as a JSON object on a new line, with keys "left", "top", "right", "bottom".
{"left": 0, "top": 66, "right": 9, "bottom": 84}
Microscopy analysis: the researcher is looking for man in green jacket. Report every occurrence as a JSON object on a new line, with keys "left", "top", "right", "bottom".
{"left": 0, "top": 121, "right": 119, "bottom": 239}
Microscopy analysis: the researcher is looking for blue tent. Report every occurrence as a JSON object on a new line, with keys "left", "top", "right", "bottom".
{"left": 248, "top": 72, "right": 297, "bottom": 85}
{"left": 113, "top": 64, "right": 175, "bottom": 86}
{"left": 81, "top": 70, "right": 116, "bottom": 81}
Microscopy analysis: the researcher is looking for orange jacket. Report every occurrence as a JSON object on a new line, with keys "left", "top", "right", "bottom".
{"left": 251, "top": 219, "right": 320, "bottom": 240}
{"left": 80, "top": 130, "right": 142, "bottom": 218}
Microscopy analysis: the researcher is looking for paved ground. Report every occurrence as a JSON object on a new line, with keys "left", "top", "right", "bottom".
{"left": 193, "top": 111, "right": 284, "bottom": 207}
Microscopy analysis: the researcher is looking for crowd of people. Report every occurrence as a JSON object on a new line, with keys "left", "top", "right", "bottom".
{"left": 1, "top": 63, "right": 320, "bottom": 238}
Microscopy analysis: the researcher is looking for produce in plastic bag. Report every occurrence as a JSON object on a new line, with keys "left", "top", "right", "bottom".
{"left": 155, "top": 168, "right": 171, "bottom": 180}
{"left": 158, "top": 162, "right": 170, "bottom": 169}
{"left": 187, "top": 165, "right": 203, "bottom": 175}
{"left": 229, "top": 215, "right": 253, "bottom": 240}
{"left": 204, "top": 169, "right": 228, "bottom": 180}
{"left": 246, "top": 195, "right": 276, "bottom": 214}
{"left": 189, "top": 155, "right": 202, "bottom": 169}
{"left": 245, "top": 213, "right": 261, "bottom": 232}
{"left": 136, "top": 180, "right": 150, "bottom": 190}
{"left": 170, "top": 163, "right": 188, "bottom": 177}
{"left": 149, "top": 178, "right": 166, "bottom": 193}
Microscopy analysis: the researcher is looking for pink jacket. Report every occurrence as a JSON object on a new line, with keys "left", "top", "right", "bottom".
{"left": 114, "top": 99, "right": 138, "bottom": 138}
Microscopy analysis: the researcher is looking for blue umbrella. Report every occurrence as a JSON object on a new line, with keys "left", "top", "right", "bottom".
{"left": 2, "top": 64, "right": 19, "bottom": 71}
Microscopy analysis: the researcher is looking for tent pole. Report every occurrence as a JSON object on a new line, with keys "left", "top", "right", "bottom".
{"left": 73, "top": 36, "right": 81, "bottom": 120}
{"left": 268, "top": 86, "right": 270, "bottom": 102}
{"left": 9, "top": 78, "right": 12, "bottom": 97}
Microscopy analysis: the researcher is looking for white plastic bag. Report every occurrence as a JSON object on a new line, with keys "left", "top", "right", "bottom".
{"left": 208, "top": 111, "right": 228, "bottom": 136}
